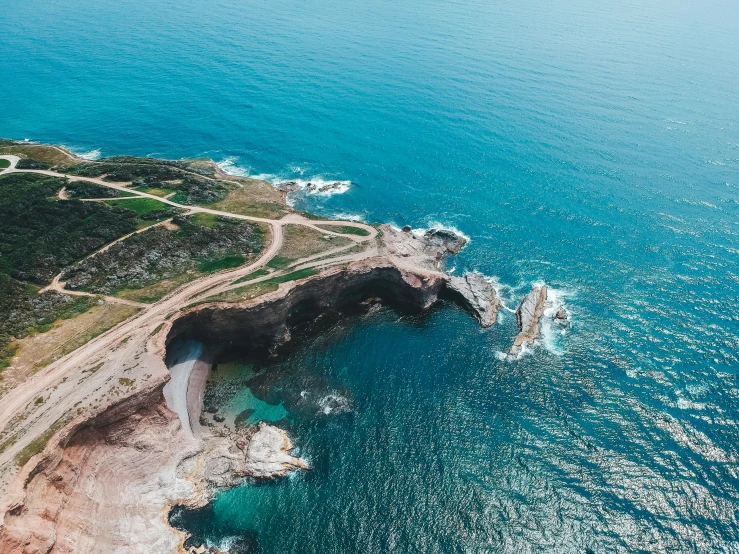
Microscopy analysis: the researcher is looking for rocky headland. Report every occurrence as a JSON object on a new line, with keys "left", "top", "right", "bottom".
{"left": 0, "top": 205, "right": 499, "bottom": 553}
{"left": 0, "top": 143, "right": 564, "bottom": 554}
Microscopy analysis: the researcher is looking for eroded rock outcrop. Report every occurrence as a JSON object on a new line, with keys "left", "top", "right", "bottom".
{"left": 243, "top": 422, "right": 310, "bottom": 478}
{"left": 447, "top": 271, "right": 500, "bottom": 327}
{"left": 380, "top": 224, "right": 467, "bottom": 271}
{"left": 0, "top": 390, "right": 195, "bottom": 554}
{"left": 168, "top": 260, "right": 449, "bottom": 350}
{"left": 508, "top": 285, "right": 548, "bottom": 355}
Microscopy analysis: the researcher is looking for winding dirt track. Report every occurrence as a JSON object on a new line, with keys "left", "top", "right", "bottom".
{"left": 0, "top": 155, "right": 377, "bottom": 468}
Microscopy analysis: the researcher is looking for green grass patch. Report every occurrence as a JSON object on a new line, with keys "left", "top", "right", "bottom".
{"left": 198, "top": 255, "right": 245, "bottom": 273}
{"left": 105, "top": 197, "right": 171, "bottom": 216}
{"left": 233, "top": 269, "right": 270, "bottom": 285}
{"left": 0, "top": 341, "right": 18, "bottom": 373}
{"left": 265, "top": 267, "right": 317, "bottom": 284}
{"left": 316, "top": 224, "right": 370, "bottom": 236}
{"left": 136, "top": 186, "right": 176, "bottom": 197}
{"left": 190, "top": 212, "right": 219, "bottom": 227}
{"left": 266, "top": 256, "right": 295, "bottom": 270}
{"left": 203, "top": 267, "right": 318, "bottom": 304}
{"left": 0, "top": 159, "right": 10, "bottom": 169}
{"left": 298, "top": 211, "right": 325, "bottom": 221}
{"left": 14, "top": 415, "right": 71, "bottom": 467}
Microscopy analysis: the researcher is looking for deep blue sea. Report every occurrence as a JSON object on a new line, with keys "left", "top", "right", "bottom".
{"left": 3, "top": 0, "right": 739, "bottom": 552}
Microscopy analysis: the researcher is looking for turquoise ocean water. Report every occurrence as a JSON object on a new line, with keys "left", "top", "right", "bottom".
{"left": 2, "top": 0, "right": 739, "bottom": 551}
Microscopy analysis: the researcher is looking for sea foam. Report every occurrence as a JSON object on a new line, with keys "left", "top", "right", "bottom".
{"left": 217, "top": 157, "right": 352, "bottom": 200}
{"left": 63, "top": 145, "right": 102, "bottom": 160}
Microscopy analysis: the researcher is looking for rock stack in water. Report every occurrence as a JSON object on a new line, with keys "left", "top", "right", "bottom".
{"left": 508, "top": 285, "right": 548, "bottom": 356}
{"left": 447, "top": 271, "right": 500, "bottom": 327}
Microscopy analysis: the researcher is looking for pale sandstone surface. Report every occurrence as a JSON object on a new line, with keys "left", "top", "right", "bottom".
{"left": 508, "top": 285, "right": 548, "bottom": 355}
{"left": 447, "top": 271, "right": 500, "bottom": 327}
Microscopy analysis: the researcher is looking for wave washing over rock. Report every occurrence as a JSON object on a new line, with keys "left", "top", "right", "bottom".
{"left": 216, "top": 157, "right": 352, "bottom": 202}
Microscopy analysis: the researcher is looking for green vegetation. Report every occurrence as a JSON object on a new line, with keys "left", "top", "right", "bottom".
{"left": 15, "top": 158, "right": 50, "bottom": 170}
{"left": 0, "top": 273, "right": 97, "bottom": 370}
{"left": 104, "top": 197, "right": 175, "bottom": 217}
{"left": 0, "top": 173, "right": 139, "bottom": 282}
{"left": 14, "top": 415, "right": 71, "bottom": 467}
{"left": 135, "top": 186, "right": 175, "bottom": 197}
{"left": 62, "top": 214, "right": 264, "bottom": 297}
{"left": 316, "top": 224, "right": 370, "bottom": 236}
{"left": 62, "top": 156, "right": 230, "bottom": 205}
{"left": 233, "top": 269, "right": 270, "bottom": 284}
{"left": 190, "top": 212, "right": 219, "bottom": 227}
{"left": 66, "top": 181, "right": 134, "bottom": 199}
{"left": 198, "top": 255, "right": 245, "bottom": 273}
{"left": 0, "top": 159, "right": 10, "bottom": 169}
{"left": 206, "top": 267, "right": 318, "bottom": 304}
{"left": 0, "top": 171, "right": 187, "bottom": 371}
{"left": 267, "top": 256, "right": 294, "bottom": 270}
{"left": 267, "top": 267, "right": 317, "bottom": 284}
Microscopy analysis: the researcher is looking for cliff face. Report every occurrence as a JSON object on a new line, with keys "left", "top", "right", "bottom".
{"left": 0, "top": 386, "right": 195, "bottom": 554}
{"left": 168, "top": 260, "right": 449, "bottom": 352}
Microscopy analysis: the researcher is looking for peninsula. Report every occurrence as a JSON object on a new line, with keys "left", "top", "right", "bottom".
{"left": 0, "top": 140, "right": 559, "bottom": 553}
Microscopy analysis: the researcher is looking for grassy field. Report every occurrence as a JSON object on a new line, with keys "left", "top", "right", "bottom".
{"left": 205, "top": 267, "right": 318, "bottom": 304}
{"left": 233, "top": 269, "right": 270, "bottom": 284}
{"left": 135, "top": 186, "right": 176, "bottom": 197}
{"left": 198, "top": 255, "right": 245, "bottom": 273}
{"left": 277, "top": 225, "right": 352, "bottom": 260}
{"left": 0, "top": 142, "right": 78, "bottom": 166}
{"left": 266, "top": 256, "right": 295, "bottom": 270}
{"left": 0, "top": 159, "right": 10, "bottom": 170}
{"left": 7, "top": 303, "right": 138, "bottom": 378}
{"left": 190, "top": 213, "right": 219, "bottom": 227}
{"left": 207, "top": 180, "right": 291, "bottom": 219}
{"left": 315, "top": 224, "right": 370, "bottom": 236}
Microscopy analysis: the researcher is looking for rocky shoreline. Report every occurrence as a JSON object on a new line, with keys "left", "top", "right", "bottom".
{"left": 0, "top": 221, "right": 504, "bottom": 553}
{"left": 0, "top": 209, "right": 572, "bottom": 553}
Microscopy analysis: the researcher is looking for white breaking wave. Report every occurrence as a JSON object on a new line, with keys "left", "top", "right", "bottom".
{"left": 317, "top": 392, "right": 352, "bottom": 415}
{"left": 216, "top": 157, "right": 352, "bottom": 200}
{"left": 216, "top": 156, "right": 255, "bottom": 177}
{"left": 212, "top": 536, "right": 239, "bottom": 552}
{"left": 539, "top": 284, "right": 572, "bottom": 356}
{"left": 62, "top": 145, "right": 102, "bottom": 160}
{"left": 410, "top": 220, "right": 471, "bottom": 245}
{"left": 333, "top": 212, "right": 366, "bottom": 222}
{"left": 273, "top": 176, "right": 352, "bottom": 196}
{"left": 78, "top": 149, "right": 101, "bottom": 160}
